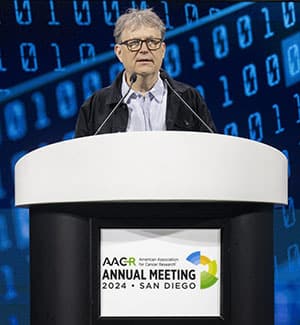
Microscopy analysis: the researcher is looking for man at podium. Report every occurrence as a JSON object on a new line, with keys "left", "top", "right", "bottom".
{"left": 75, "top": 8, "right": 216, "bottom": 137}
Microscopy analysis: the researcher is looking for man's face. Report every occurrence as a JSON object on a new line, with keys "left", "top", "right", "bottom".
{"left": 114, "top": 26, "right": 166, "bottom": 79}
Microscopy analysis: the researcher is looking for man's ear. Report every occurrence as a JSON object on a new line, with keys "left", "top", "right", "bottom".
{"left": 161, "top": 42, "right": 166, "bottom": 59}
{"left": 114, "top": 44, "right": 123, "bottom": 63}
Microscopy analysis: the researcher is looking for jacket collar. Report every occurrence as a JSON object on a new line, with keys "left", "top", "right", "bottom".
{"left": 108, "top": 69, "right": 187, "bottom": 103}
{"left": 109, "top": 70, "right": 124, "bottom": 104}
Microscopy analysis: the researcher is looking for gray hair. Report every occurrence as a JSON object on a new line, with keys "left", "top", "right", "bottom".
{"left": 113, "top": 8, "right": 166, "bottom": 44}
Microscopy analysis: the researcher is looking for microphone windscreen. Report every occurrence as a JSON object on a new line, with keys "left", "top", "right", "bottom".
{"left": 160, "top": 70, "right": 168, "bottom": 80}
{"left": 130, "top": 73, "right": 137, "bottom": 83}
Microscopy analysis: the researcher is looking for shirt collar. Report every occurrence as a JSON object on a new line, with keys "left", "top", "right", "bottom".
{"left": 121, "top": 72, "right": 165, "bottom": 103}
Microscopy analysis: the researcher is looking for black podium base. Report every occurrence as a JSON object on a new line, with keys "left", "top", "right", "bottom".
{"left": 30, "top": 202, "right": 273, "bottom": 325}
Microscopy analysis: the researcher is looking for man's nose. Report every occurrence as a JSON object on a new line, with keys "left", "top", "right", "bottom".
{"left": 139, "top": 41, "right": 149, "bottom": 52}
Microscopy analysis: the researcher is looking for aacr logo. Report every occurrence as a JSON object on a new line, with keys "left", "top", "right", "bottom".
{"left": 102, "top": 257, "right": 136, "bottom": 266}
{"left": 186, "top": 251, "right": 218, "bottom": 289}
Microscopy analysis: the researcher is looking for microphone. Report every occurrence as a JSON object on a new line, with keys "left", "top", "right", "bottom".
{"left": 160, "top": 71, "right": 215, "bottom": 133}
{"left": 94, "top": 73, "right": 137, "bottom": 135}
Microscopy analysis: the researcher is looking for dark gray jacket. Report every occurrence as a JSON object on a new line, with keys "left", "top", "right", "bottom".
{"left": 75, "top": 70, "right": 216, "bottom": 137}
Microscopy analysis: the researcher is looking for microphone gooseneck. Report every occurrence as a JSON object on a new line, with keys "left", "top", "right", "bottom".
{"left": 94, "top": 73, "right": 137, "bottom": 135}
{"left": 160, "top": 71, "right": 215, "bottom": 134}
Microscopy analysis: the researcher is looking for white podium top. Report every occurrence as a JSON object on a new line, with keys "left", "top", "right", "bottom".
{"left": 15, "top": 132, "right": 288, "bottom": 206}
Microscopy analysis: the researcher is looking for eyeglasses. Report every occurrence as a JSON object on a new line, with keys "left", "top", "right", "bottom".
{"left": 119, "top": 38, "right": 163, "bottom": 52}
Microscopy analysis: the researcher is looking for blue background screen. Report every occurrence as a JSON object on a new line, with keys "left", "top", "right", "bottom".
{"left": 0, "top": 1, "right": 299, "bottom": 324}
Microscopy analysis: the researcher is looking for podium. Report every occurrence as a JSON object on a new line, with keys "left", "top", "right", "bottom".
{"left": 15, "top": 132, "right": 287, "bottom": 325}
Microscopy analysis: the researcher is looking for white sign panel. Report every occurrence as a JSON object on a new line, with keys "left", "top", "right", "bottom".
{"left": 100, "top": 228, "right": 221, "bottom": 317}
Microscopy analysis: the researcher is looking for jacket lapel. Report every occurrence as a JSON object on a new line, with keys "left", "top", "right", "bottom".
{"left": 111, "top": 103, "right": 128, "bottom": 132}
{"left": 166, "top": 89, "right": 181, "bottom": 130}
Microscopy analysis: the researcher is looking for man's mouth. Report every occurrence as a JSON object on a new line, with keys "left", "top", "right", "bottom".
{"left": 136, "top": 59, "right": 153, "bottom": 63}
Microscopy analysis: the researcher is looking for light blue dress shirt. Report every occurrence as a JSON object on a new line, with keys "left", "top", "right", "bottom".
{"left": 121, "top": 73, "right": 168, "bottom": 131}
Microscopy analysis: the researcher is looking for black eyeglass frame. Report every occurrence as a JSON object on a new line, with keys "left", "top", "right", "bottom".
{"left": 119, "top": 38, "right": 164, "bottom": 52}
